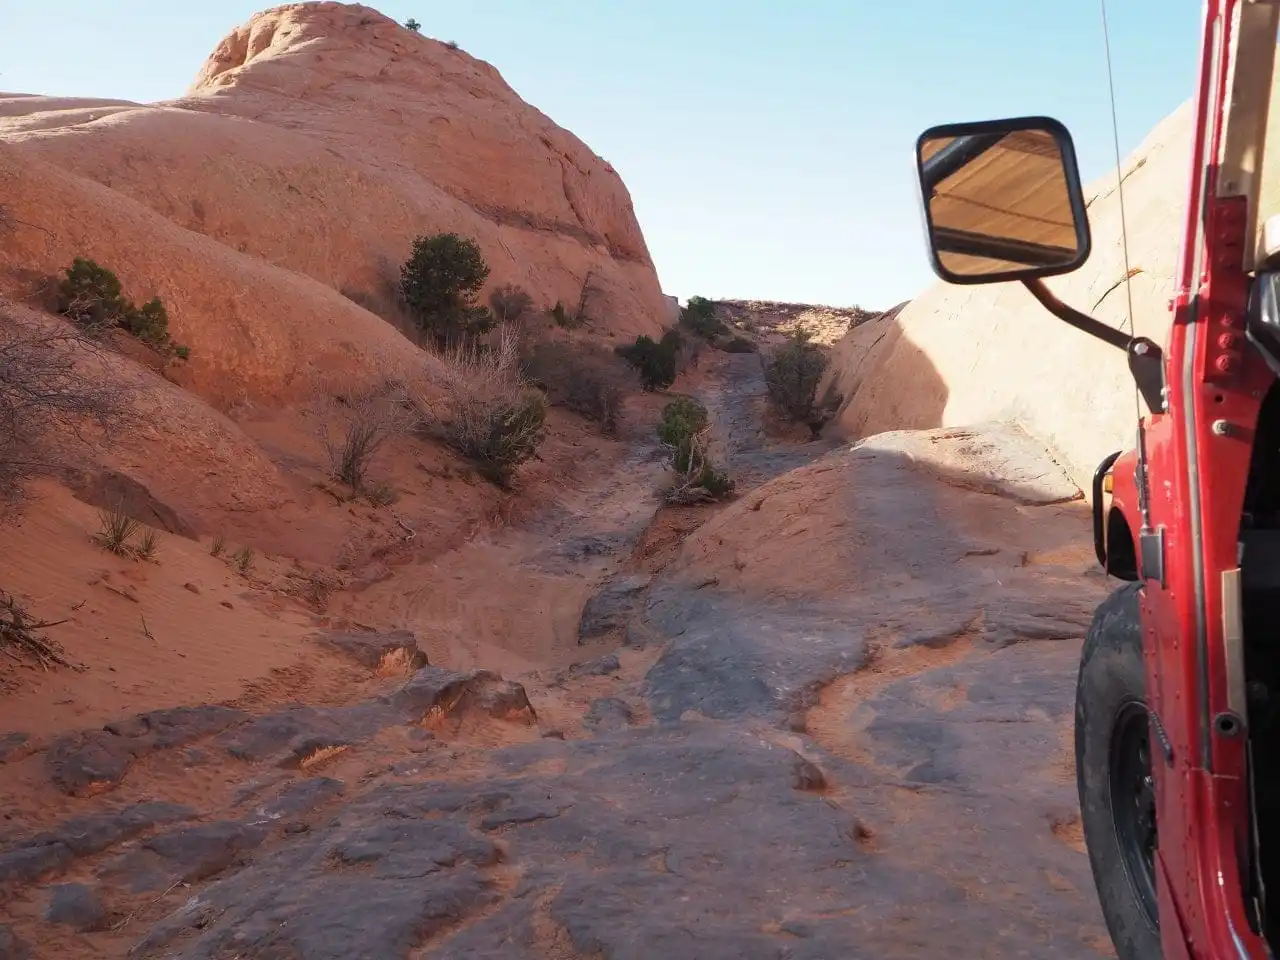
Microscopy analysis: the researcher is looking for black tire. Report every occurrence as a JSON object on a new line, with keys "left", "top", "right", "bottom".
{"left": 1076, "top": 582, "right": 1163, "bottom": 959}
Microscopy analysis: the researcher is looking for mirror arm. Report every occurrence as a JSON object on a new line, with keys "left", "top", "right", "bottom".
{"left": 1020, "top": 278, "right": 1131, "bottom": 350}
{"left": 1021, "top": 278, "right": 1166, "bottom": 414}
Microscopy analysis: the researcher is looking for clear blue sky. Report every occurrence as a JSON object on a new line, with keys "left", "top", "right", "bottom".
{"left": 1, "top": 1, "right": 1199, "bottom": 310}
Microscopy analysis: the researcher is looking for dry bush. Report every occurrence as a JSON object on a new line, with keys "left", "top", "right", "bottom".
{"left": 489, "top": 284, "right": 535, "bottom": 325}
{"left": 806, "top": 385, "right": 844, "bottom": 439}
{"left": 412, "top": 327, "right": 546, "bottom": 487}
{"left": 674, "top": 331, "right": 703, "bottom": 373}
{"left": 320, "top": 394, "right": 404, "bottom": 493}
{"left": 548, "top": 301, "right": 588, "bottom": 330}
{"left": 520, "top": 337, "right": 635, "bottom": 435}
{"left": 301, "top": 570, "right": 341, "bottom": 610}
{"left": 366, "top": 482, "right": 398, "bottom": 507}
{"left": 0, "top": 314, "right": 128, "bottom": 513}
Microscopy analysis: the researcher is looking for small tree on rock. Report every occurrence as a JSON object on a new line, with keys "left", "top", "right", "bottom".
{"left": 56, "top": 257, "right": 187, "bottom": 357}
{"left": 615, "top": 329, "right": 681, "bottom": 391}
{"left": 58, "top": 257, "right": 129, "bottom": 332}
{"left": 405, "top": 18, "right": 421, "bottom": 32}
{"left": 655, "top": 397, "right": 733, "bottom": 504}
{"left": 400, "top": 233, "right": 493, "bottom": 347}
{"left": 679, "top": 296, "right": 727, "bottom": 339}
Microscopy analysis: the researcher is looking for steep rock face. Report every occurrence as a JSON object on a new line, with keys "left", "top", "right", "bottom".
{"left": 0, "top": 2, "right": 667, "bottom": 411}
{"left": 823, "top": 99, "right": 1204, "bottom": 492}
{"left": 0, "top": 300, "right": 296, "bottom": 527}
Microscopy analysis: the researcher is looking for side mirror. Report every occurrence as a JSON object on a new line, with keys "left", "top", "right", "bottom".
{"left": 915, "top": 116, "right": 1092, "bottom": 285}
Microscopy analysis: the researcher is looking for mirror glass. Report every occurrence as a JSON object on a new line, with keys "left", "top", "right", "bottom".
{"left": 917, "top": 123, "right": 1086, "bottom": 281}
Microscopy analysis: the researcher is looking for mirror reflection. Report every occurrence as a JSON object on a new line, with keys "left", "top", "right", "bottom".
{"left": 919, "top": 127, "right": 1082, "bottom": 278}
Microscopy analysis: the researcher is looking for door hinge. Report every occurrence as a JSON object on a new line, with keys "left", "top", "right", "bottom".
{"left": 1141, "top": 527, "right": 1166, "bottom": 588}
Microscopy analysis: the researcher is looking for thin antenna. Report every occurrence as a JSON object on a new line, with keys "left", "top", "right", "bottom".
{"left": 1100, "top": 0, "right": 1143, "bottom": 420}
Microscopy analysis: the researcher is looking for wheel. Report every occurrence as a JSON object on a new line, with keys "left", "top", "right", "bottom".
{"left": 1076, "top": 582, "right": 1162, "bottom": 959}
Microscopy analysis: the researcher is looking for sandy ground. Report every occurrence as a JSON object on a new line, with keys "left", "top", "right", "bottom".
{"left": 0, "top": 481, "right": 321, "bottom": 735}
{"left": 0, "top": 381, "right": 666, "bottom": 731}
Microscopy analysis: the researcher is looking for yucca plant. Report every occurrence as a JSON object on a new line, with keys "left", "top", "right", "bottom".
{"left": 94, "top": 502, "right": 138, "bottom": 556}
{"left": 137, "top": 527, "right": 159, "bottom": 561}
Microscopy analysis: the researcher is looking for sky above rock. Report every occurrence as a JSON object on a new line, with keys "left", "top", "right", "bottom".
{"left": 2, "top": 0, "right": 1198, "bottom": 310}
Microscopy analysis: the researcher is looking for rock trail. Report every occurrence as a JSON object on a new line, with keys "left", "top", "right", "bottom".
{"left": 0, "top": 353, "right": 1116, "bottom": 959}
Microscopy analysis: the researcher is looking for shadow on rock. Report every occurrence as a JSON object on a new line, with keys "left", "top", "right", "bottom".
{"left": 614, "top": 420, "right": 1114, "bottom": 956}
{"left": 636, "top": 424, "right": 1104, "bottom": 731}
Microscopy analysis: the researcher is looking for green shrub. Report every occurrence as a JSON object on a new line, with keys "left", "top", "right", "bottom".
{"left": 653, "top": 396, "right": 733, "bottom": 504}
{"left": 58, "top": 257, "right": 128, "bottom": 331}
{"left": 57, "top": 258, "right": 189, "bottom": 358}
{"left": 679, "top": 296, "right": 727, "bottom": 339}
{"left": 400, "top": 233, "right": 492, "bottom": 346}
{"left": 658, "top": 397, "right": 708, "bottom": 448}
{"left": 121, "top": 297, "right": 171, "bottom": 351}
{"left": 465, "top": 393, "right": 546, "bottom": 485}
{"left": 764, "top": 330, "right": 829, "bottom": 423}
{"left": 615, "top": 332, "right": 678, "bottom": 390}
{"left": 520, "top": 339, "right": 632, "bottom": 435}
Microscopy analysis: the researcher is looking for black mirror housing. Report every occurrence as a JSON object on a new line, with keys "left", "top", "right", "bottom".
{"left": 915, "top": 116, "right": 1092, "bottom": 285}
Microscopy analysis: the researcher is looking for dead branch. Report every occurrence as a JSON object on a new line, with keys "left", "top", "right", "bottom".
{"left": 0, "top": 202, "right": 55, "bottom": 240}
{"left": 662, "top": 428, "right": 726, "bottom": 506}
{"left": 0, "top": 592, "right": 72, "bottom": 670}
